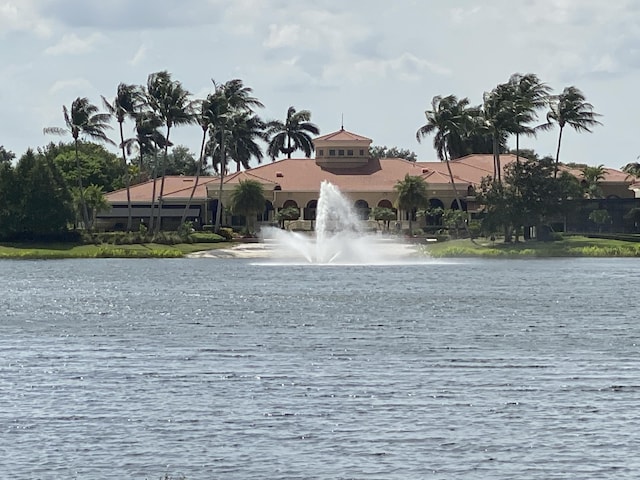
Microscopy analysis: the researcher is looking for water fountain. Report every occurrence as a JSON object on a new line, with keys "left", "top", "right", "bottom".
{"left": 260, "top": 181, "right": 418, "bottom": 264}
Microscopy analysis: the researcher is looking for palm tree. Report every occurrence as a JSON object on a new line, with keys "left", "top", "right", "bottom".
{"left": 145, "top": 71, "right": 195, "bottom": 232}
{"left": 541, "top": 86, "right": 603, "bottom": 178}
{"left": 416, "top": 95, "right": 471, "bottom": 210}
{"left": 230, "top": 179, "right": 266, "bottom": 234}
{"left": 582, "top": 164, "right": 606, "bottom": 198}
{"left": 180, "top": 96, "right": 214, "bottom": 227}
{"left": 266, "top": 106, "right": 320, "bottom": 160}
{"left": 206, "top": 79, "right": 264, "bottom": 233}
{"left": 226, "top": 111, "right": 267, "bottom": 172}
{"left": 44, "top": 97, "right": 114, "bottom": 229}
{"left": 506, "top": 73, "right": 552, "bottom": 163}
{"left": 394, "top": 174, "right": 429, "bottom": 235}
{"left": 480, "top": 84, "right": 519, "bottom": 183}
{"left": 122, "top": 111, "right": 169, "bottom": 230}
{"left": 622, "top": 161, "right": 640, "bottom": 180}
{"left": 102, "top": 83, "right": 142, "bottom": 231}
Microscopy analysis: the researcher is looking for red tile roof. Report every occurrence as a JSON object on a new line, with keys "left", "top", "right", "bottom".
{"left": 314, "top": 128, "right": 372, "bottom": 143}
{"left": 106, "top": 176, "right": 218, "bottom": 203}
{"left": 106, "top": 153, "right": 635, "bottom": 203}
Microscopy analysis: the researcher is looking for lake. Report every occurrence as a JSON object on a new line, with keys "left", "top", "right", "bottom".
{"left": 2, "top": 257, "right": 640, "bottom": 479}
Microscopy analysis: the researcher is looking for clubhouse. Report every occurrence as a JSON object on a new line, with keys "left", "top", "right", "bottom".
{"left": 99, "top": 127, "right": 636, "bottom": 232}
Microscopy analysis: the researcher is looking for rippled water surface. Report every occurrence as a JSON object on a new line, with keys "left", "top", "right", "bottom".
{"left": 2, "top": 257, "right": 640, "bottom": 479}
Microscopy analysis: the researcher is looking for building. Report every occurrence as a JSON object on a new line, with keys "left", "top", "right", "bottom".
{"left": 99, "top": 128, "right": 637, "bottom": 232}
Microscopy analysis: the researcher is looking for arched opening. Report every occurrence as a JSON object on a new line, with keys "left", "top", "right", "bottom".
{"left": 209, "top": 199, "right": 222, "bottom": 226}
{"left": 354, "top": 199, "right": 370, "bottom": 220}
{"left": 304, "top": 199, "right": 317, "bottom": 221}
{"left": 282, "top": 199, "right": 298, "bottom": 209}
{"left": 427, "top": 198, "right": 445, "bottom": 226}
{"left": 378, "top": 199, "right": 393, "bottom": 209}
{"left": 451, "top": 199, "right": 467, "bottom": 211}
{"left": 259, "top": 200, "right": 274, "bottom": 222}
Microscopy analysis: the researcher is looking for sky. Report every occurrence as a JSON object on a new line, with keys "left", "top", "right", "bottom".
{"left": 1, "top": 0, "right": 639, "bottom": 169}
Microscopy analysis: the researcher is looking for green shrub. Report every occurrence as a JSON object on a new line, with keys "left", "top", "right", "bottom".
{"left": 151, "top": 231, "right": 183, "bottom": 245}
{"left": 189, "top": 232, "right": 225, "bottom": 243}
{"left": 217, "top": 227, "right": 234, "bottom": 240}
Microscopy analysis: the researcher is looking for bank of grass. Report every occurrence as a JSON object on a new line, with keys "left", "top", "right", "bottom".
{"left": 0, "top": 241, "right": 232, "bottom": 259}
{"left": 423, "top": 235, "right": 640, "bottom": 258}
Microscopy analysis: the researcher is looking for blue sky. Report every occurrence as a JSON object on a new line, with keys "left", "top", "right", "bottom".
{"left": 1, "top": 0, "right": 639, "bottom": 169}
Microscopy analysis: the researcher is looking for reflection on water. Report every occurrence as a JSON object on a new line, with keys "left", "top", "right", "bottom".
{"left": 2, "top": 258, "right": 640, "bottom": 479}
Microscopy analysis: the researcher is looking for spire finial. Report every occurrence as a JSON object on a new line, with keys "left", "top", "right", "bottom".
{"left": 341, "top": 113, "right": 344, "bottom": 130}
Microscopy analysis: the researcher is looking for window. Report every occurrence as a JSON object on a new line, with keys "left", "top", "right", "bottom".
{"left": 359, "top": 149, "right": 365, "bottom": 156}
{"left": 318, "top": 149, "right": 324, "bottom": 156}
{"left": 338, "top": 149, "right": 345, "bottom": 156}
{"left": 347, "top": 149, "right": 354, "bottom": 156}
{"left": 329, "top": 149, "right": 336, "bottom": 156}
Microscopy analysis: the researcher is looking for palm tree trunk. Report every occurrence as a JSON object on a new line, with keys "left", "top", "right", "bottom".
{"left": 444, "top": 149, "right": 475, "bottom": 242}
{"left": 181, "top": 128, "right": 208, "bottom": 226}
{"left": 287, "top": 134, "right": 292, "bottom": 159}
{"left": 494, "top": 134, "right": 502, "bottom": 183}
{"left": 516, "top": 133, "right": 520, "bottom": 165}
{"left": 118, "top": 121, "right": 133, "bottom": 231}
{"left": 155, "top": 126, "right": 171, "bottom": 234}
{"left": 554, "top": 126, "right": 564, "bottom": 179}
{"left": 75, "top": 139, "right": 91, "bottom": 230}
{"left": 148, "top": 149, "right": 159, "bottom": 231}
{"left": 214, "top": 128, "right": 226, "bottom": 233}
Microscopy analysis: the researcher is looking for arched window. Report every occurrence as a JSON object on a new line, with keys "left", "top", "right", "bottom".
{"left": 259, "top": 200, "right": 274, "bottom": 222}
{"left": 378, "top": 199, "right": 393, "bottom": 209}
{"left": 354, "top": 199, "right": 370, "bottom": 220}
{"left": 451, "top": 199, "right": 467, "bottom": 211}
{"left": 429, "top": 198, "right": 444, "bottom": 209}
{"left": 304, "top": 199, "right": 317, "bottom": 221}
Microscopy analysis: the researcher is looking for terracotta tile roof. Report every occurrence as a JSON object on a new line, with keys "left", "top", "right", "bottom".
{"left": 105, "top": 154, "right": 635, "bottom": 203}
{"left": 314, "top": 128, "right": 372, "bottom": 142}
{"left": 222, "top": 157, "right": 428, "bottom": 192}
{"left": 106, "top": 176, "right": 218, "bottom": 203}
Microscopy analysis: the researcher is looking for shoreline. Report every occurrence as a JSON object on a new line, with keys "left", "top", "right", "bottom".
{"left": 2, "top": 236, "right": 640, "bottom": 259}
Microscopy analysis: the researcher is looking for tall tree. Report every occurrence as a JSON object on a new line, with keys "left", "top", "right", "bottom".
{"left": 622, "top": 161, "right": 640, "bottom": 179}
{"left": 181, "top": 96, "right": 214, "bottom": 226}
{"left": 480, "top": 83, "right": 518, "bottom": 183}
{"left": 266, "top": 106, "right": 319, "bottom": 160}
{"left": 394, "top": 174, "right": 429, "bottom": 234}
{"left": 145, "top": 71, "right": 195, "bottom": 232}
{"left": 226, "top": 111, "right": 267, "bottom": 172}
{"left": 540, "top": 86, "right": 603, "bottom": 178}
{"left": 14, "top": 149, "right": 74, "bottom": 237}
{"left": 506, "top": 73, "right": 552, "bottom": 163}
{"left": 416, "top": 95, "right": 470, "bottom": 210}
{"left": 122, "top": 111, "right": 169, "bottom": 230}
{"left": 230, "top": 179, "right": 266, "bottom": 233}
{"left": 0, "top": 146, "right": 15, "bottom": 164}
{"left": 44, "top": 97, "right": 114, "bottom": 229}
{"left": 206, "top": 79, "right": 264, "bottom": 233}
{"left": 102, "top": 83, "right": 143, "bottom": 231}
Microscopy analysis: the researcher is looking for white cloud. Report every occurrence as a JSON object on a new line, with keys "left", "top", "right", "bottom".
{"left": 0, "top": 0, "right": 53, "bottom": 36}
{"left": 345, "top": 53, "right": 451, "bottom": 83}
{"left": 48, "top": 78, "right": 93, "bottom": 94}
{"left": 44, "top": 32, "right": 105, "bottom": 56}
{"left": 129, "top": 43, "right": 148, "bottom": 66}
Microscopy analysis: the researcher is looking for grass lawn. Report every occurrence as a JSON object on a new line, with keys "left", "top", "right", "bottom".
{"left": 423, "top": 235, "right": 640, "bottom": 258}
{"left": 0, "top": 241, "right": 233, "bottom": 259}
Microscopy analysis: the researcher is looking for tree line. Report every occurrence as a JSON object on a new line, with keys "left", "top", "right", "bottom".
{"left": 0, "top": 70, "right": 628, "bottom": 242}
